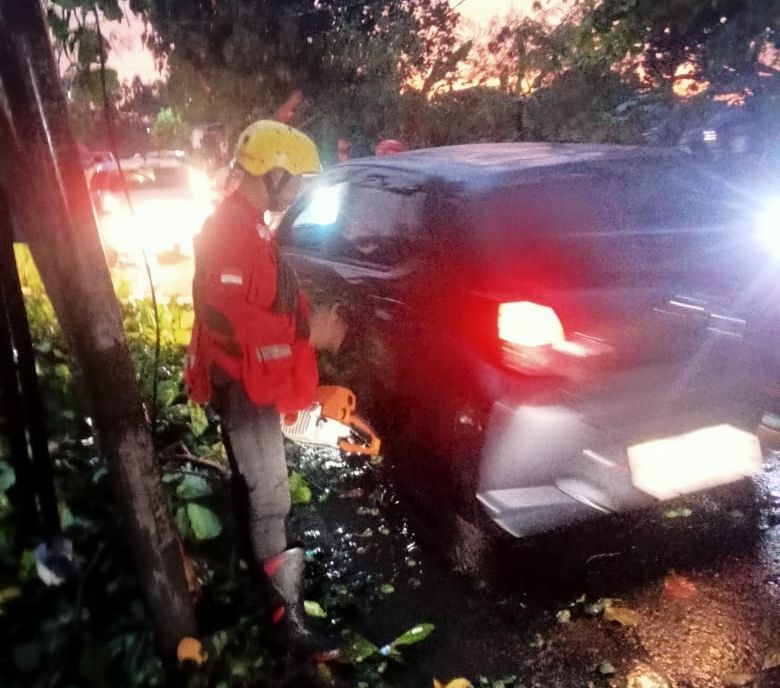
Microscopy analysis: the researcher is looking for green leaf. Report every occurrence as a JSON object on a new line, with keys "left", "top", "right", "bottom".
{"left": 186, "top": 503, "right": 222, "bottom": 540}
{"left": 176, "top": 474, "right": 212, "bottom": 500}
{"left": 598, "top": 661, "right": 616, "bottom": 675}
{"left": 75, "top": 27, "right": 102, "bottom": 68}
{"left": 19, "top": 549, "right": 36, "bottom": 581}
{"left": 342, "top": 633, "right": 378, "bottom": 664}
{"left": 175, "top": 506, "right": 192, "bottom": 539}
{"left": 664, "top": 506, "right": 693, "bottom": 519}
{"left": 0, "top": 586, "right": 21, "bottom": 614}
{"left": 379, "top": 583, "right": 395, "bottom": 595}
{"left": 390, "top": 623, "right": 435, "bottom": 648}
{"left": 162, "top": 471, "right": 182, "bottom": 484}
{"left": 98, "top": 0, "right": 124, "bottom": 21}
{"left": 47, "top": 10, "right": 72, "bottom": 45}
{"left": 188, "top": 404, "right": 208, "bottom": 438}
{"left": 0, "top": 461, "right": 15, "bottom": 492}
{"left": 60, "top": 504, "right": 76, "bottom": 530}
{"left": 158, "top": 380, "right": 180, "bottom": 408}
{"left": 71, "top": 67, "right": 120, "bottom": 105}
{"left": 304, "top": 600, "right": 327, "bottom": 618}
{"left": 210, "top": 630, "right": 229, "bottom": 656}
{"left": 288, "top": 471, "right": 312, "bottom": 505}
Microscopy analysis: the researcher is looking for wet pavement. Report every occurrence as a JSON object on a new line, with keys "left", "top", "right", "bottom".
{"left": 289, "top": 446, "right": 780, "bottom": 688}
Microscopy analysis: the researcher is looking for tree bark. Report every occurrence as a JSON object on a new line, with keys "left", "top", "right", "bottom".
{"left": 0, "top": 0, "right": 196, "bottom": 658}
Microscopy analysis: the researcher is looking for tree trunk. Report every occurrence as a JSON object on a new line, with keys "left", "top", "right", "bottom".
{"left": 0, "top": 1, "right": 196, "bottom": 658}
{"left": 0, "top": 189, "right": 60, "bottom": 540}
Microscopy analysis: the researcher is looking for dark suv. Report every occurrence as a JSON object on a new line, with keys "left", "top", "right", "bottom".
{"left": 278, "top": 143, "right": 778, "bottom": 537}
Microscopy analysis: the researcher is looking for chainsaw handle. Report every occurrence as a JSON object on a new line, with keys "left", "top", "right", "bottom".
{"left": 338, "top": 415, "right": 381, "bottom": 457}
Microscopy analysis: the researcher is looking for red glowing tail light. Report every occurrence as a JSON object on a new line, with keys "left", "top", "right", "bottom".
{"left": 498, "top": 301, "right": 566, "bottom": 374}
{"left": 495, "top": 300, "right": 610, "bottom": 375}
{"left": 498, "top": 301, "right": 565, "bottom": 348}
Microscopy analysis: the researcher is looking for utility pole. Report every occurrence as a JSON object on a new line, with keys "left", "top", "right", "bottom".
{"left": 0, "top": 0, "right": 196, "bottom": 658}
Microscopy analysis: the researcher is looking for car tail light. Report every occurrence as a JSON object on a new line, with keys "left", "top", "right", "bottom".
{"left": 498, "top": 301, "right": 566, "bottom": 374}
{"left": 498, "top": 301, "right": 565, "bottom": 348}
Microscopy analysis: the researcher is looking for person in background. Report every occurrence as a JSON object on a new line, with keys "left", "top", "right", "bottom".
{"left": 375, "top": 139, "right": 407, "bottom": 156}
{"left": 337, "top": 137, "right": 351, "bottom": 163}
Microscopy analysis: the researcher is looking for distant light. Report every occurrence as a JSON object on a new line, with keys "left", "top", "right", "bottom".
{"left": 187, "top": 166, "right": 212, "bottom": 196}
{"left": 702, "top": 129, "right": 718, "bottom": 142}
{"left": 757, "top": 198, "right": 780, "bottom": 258}
{"left": 101, "top": 193, "right": 122, "bottom": 214}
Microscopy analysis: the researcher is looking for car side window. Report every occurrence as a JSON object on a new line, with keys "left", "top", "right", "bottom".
{"left": 279, "top": 173, "right": 427, "bottom": 267}
{"left": 337, "top": 181, "right": 426, "bottom": 267}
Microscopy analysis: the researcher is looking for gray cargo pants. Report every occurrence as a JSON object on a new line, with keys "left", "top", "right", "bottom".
{"left": 212, "top": 369, "right": 291, "bottom": 562}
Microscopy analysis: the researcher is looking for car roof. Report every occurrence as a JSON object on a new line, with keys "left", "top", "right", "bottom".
{"left": 340, "top": 142, "right": 682, "bottom": 189}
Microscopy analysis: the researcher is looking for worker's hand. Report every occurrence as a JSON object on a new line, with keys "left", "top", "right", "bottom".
{"left": 309, "top": 304, "right": 347, "bottom": 354}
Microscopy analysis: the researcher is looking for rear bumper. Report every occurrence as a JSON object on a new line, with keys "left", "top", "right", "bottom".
{"left": 476, "top": 391, "right": 763, "bottom": 538}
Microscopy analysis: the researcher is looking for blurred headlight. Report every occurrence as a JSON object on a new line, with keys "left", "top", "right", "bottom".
{"left": 757, "top": 198, "right": 780, "bottom": 259}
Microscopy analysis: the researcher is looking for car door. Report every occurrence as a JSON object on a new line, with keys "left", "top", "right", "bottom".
{"left": 279, "top": 169, "right": 425, "bottom": 321}
{"left": 277, "top": 167, "right": 430, "bottom": 407}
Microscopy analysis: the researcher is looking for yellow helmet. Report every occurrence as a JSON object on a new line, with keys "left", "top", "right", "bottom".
{"left": 234, "top": 120, "right": 321, "bottom": 177}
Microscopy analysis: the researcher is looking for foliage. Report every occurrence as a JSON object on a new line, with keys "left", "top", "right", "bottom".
{"left": 582, "top": 0, "right": 780, "bottom": 90}
{"left": 125, "top": 0, "right": 465, "bottom": 155}
{"left": 151, "top": 106, "right": 189, "bottom": 149}
{"left": 48, "top": 0, "right": 780, "bottom": 155}
{"left": 423, "top": 87, "right": 518, "bottom": 146}
{"left": 2, "top": 247, "right": 439, "bottom": 687}
{"left": 458, "top": 0, "right": 780, "bottom": 146}
{"left": 48, "top": 0, "right": 123, "bottom": 103}
{"left": 522, "top": 64, "right": 644, "bottom": 143}
{"left": 288, "top": 470, "right": 312, "bottom": 506}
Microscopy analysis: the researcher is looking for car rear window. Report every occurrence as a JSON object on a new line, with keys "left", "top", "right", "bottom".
{"left": 462, "top": 158, "right": 749, "bottom": 288}
{"left": 467, "top": 158, "right": 734, "bottom": 242}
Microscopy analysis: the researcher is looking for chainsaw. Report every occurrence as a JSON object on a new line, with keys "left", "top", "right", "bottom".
{"left": 281, "top": 386, "right": 381, "bottom": 457}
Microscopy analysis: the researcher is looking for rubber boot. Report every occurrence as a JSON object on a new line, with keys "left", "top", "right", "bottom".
{"left": 264, "top": 547, "right": 340, "bottom": 661}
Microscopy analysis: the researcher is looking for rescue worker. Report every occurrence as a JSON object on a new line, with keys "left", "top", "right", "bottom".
{"left": 186, "top": 120, "right": 344, "bottom": 655}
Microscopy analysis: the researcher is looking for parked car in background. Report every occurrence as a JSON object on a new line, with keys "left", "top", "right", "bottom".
{"left": 679, "top": 105, "right": 779, "bottom": 162}
{"left": 278, "top": 143, "right": 780, "bottom": 538}
{"left": 90, "top": 153, "right": 216, "bottom": 267}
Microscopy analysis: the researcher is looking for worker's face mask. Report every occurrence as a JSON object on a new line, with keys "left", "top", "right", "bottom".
{"left": 264, "top": 170, "right": 301, "bottom": 213}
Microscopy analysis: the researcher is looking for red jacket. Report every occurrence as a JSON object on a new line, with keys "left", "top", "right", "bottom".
{"left": 186, "top": 192, "right": 318, "bottom": 413}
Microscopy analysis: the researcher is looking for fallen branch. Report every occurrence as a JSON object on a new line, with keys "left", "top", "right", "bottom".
{"left": 161, "top": 442, "right": 230, "bottom": 479}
